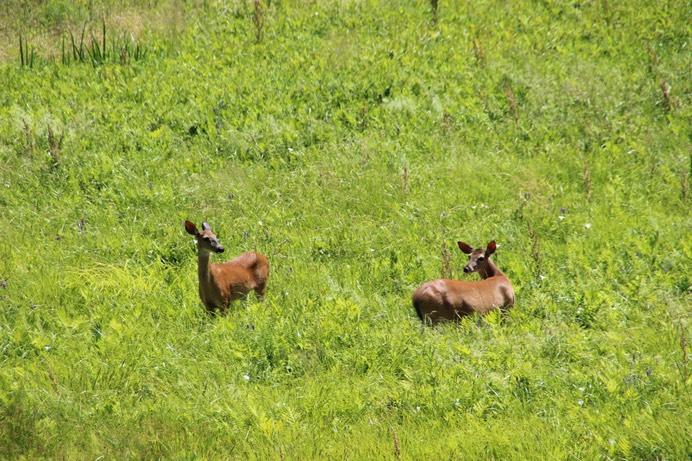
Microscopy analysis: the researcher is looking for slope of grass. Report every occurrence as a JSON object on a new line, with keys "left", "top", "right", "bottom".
{"left": 1, "top": 0, "right": 690, "bottom": 459}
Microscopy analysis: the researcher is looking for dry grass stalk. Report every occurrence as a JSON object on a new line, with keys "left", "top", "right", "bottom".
{"left": 252, "top": 0, "right": 265, "bottom": 44}
{"left": 393, "top": 428, "right": 401, "bottom": 460}
{"left": 527, "top": 222, "right": 542, "bottom": 280}
{"left": 441, "top": 240, "right": 453, "bottom": 279}
{"left": 402, "top": 161, "right": 410, "bottom": 193}
{"left": 583, "top": 161, "right": 592, "bottom": 202}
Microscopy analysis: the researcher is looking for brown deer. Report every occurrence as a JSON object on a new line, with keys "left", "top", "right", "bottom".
{"left": 412, "top": 240, "right": 514, "bottom": 323}
{"left": 184, "top": 220, "right": 269, "bottom": 315}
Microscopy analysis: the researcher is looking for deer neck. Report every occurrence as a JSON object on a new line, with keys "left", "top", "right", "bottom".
{"left": 197, "top": 250, "right": 213, "bottom": 283}
{"left": 478, "top": 259, "right": 503, "bottom": 279}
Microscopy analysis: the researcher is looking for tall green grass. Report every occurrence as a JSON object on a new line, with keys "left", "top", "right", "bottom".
{"left": 18, "top": 33, "right": 36, "bottom": 68}
{"left": 62, "top": 21, "right": 148, "bottom": 66}
{"left": 0, "top": 0, "right": 690, "bottom": 459}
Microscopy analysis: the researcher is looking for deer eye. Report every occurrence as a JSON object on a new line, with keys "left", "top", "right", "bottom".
{"left": 203, "top": 237, "right": 211, "bottom": 242}
{"left": 478, "top": 256, "right": 485, "bottom": 262}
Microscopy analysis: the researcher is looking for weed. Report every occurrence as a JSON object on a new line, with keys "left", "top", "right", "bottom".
{"left": 583, "top": 160, "right": 593, "bottom": 202}
{"left": 401, "top": 160, "right": 410, "bottom": 193}
{"left": 63, "top": 21, "right": 147, "bottom": 66}
{"left": 429, "top": 0, "right": 439, "bottom": 24}
{"left": 21, "top": 119, "right": 35, "bottom": 158}
{"left": 646, "top": 44, "right": 659, "bottom": 76}
{"left": 681, "top": 324, "right": 688, "bottom": 386}
{"left": 68, "top": 24, "right": 88, "bottom": 63}
{"left": 527, "top": 222, "right": 542, "bottom": 280}
{"left": 505, "top": 85, "right": 519, "bottom": 120}
{"left": 393, "top": 428, "right": 401, "bottom": 460}
{"left": 661, "top": 80, "right": 673, "bottom": 112}
{"left": 472, "top": 38, "right": 485, "bottom": 64}
{"left": 46, "top": 123, "right": 64, "bottom": 168}
{"left": 442, "top": 109, "right": 452, "bottom": 132}
{"left": 441, "top": 240, "right": 453, "bottom": 279}
{"left": 16, "top": 20, "right": 147, "bottom": 68}
{"left": 18, "top": 33, "right": 35, "bottom": 68}
{"left": 252, "top": 0, "right": 266, "bottom": 44}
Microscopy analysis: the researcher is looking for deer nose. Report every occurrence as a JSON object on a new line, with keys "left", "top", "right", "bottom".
{"left": 464, "top": 266, "right": 472, "bottom": 273}
{"left": 216, "top": 246, "right": 225, "bottom": 253}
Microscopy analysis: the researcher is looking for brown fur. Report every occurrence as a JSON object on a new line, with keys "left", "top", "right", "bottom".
{"left": 185, "top": 220, "right": 269, "bottom": 315}
{"left": 413, "top": 240, "right": 514, "bottom": 324}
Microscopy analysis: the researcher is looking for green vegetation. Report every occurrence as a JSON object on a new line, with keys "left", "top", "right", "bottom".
{"left": 1, "top": 0, "right": 690, "bottom": 458}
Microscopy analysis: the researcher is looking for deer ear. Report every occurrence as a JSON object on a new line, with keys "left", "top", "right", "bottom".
{"left": 184, "top": 220, "right": 198, "bottom": 235}
{"left": 485, "top": 241, "right": 497, "bottom": 256}
{"left": 458, "top": 241, "right": 473, "bottom": 254}
{"left": 202, "top": 222, "right": 211, "bottom": 232}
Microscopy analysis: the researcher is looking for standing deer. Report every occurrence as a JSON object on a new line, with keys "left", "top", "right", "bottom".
{"left": 412, "top": 240, "right": 515, "bottom": 323}
{"left": 185, "top": 220, "right": 269, "bottom": 315}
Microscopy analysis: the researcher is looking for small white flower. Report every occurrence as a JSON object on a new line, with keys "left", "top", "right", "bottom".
{"left": 45, "top": 346, "right": 52, "bottom": 351}
{"left": 258, "top": 221, "right": 263, "bottom": 226}
{"left": 540, "top": 275, "right": 546, "bottom": 280}
{"left": 584, "top": 223, "right": 591, "bottom": 229}
{"left": 558, "top": 215, "right": 565, "bottom": 221}
{"left": 243, "top": 374, "right": 251, "bottom": 381}
{"left": 578, "top": 400, "right": 584, "bottom": 406}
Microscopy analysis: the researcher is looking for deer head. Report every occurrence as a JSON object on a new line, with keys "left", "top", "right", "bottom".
{"left": 185, "top": 220, "right": 225, "bottom": 255}
{"left": 458, "top": 240, "right": 496, "bottom": 274}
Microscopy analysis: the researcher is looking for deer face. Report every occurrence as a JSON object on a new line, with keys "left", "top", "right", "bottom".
{"left": 185, "top": 221, "right": 225, "bottom": 255}
{"left": 458, "top": 241, "right": 496, "bottom": 273}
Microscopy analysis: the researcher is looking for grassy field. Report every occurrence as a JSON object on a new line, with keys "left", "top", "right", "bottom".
{"left": 1, "top": 0, "right": 690, "bottom": 459}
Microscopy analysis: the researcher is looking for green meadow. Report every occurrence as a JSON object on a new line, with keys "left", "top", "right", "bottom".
{"left": 1, "top": 0, "right": 690, "bottom": 458}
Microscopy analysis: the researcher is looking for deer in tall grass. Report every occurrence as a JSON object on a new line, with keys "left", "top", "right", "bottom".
{"left": 412, "top": 240, "right": 515, "bottom": 324}
{"left": 185, "top": 220, "right": 269, "bottom": 315}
